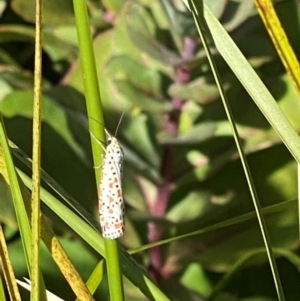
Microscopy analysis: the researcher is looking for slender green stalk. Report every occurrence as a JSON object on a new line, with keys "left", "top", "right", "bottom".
{"left": 72, "top": 0, "right": 105, "bottom": 169}
{"left": 0, "top": 117, "right": 47, "bottom": 301}
{"left": 104, "top": 241, "right": 124, "bottom": 299}
{"left": 72, "top": 0, "right": 124, "bottom": 299}
{"left": 30, "top": 0, "right": 43, "bottom": 299}
{"left": 0, "top": 116, "right": 32, "bottom": 272}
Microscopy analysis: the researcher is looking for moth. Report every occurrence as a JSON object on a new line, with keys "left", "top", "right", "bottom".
{"left": 98, "top": 129, "right": 125, "bottom": 239}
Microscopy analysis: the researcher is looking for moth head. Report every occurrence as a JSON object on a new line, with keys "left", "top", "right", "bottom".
{"left": 105, "top": 129, "right": 113, "bottom": 144}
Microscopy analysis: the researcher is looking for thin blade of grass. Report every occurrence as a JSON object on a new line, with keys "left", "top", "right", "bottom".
{"left": 255, "top": 0, "right": 300, "bottom": 92}
{"left": 10, "top": 141, "right": 99, "bottom": 230}
{"left": 209, "top": 247, "right": 298, "bottom": 301}
{"left": 0, "top": 124, "right": 93, "bottom": 300}
{"left": 254, "top": 0, "right": 300, "bottom": 249}
{"left": 200, "top": 3, "right": 300, "bottom": 163}
{"left": 129, "top": 199, "right": 295, "bottom": 254}
{"left": 9, "top": 142, "right": 95, "bottom": 300}
{"left": 30, "top": 0, "right": 43, "bottom": 299}
{"left": 186, "top": 1, "right": 285, "bottom": 300}
{"left": 0, "top": 118, "right": 46, "bottom": 300}
{"left": 0, "top": 116, "right": 32, "bottom": 275}
{"left": 41, "top": 219, "right": 96, "bottom": 301}
{"left": 0, "top": 224, "right": 22, "bottom": 301}
{"left": 18, "top": 168, "right": 171, "bottom": 301}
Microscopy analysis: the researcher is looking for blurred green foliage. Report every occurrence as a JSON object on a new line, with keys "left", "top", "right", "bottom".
{"left": 0, "top": 0, "right": 300, "bottom": 300}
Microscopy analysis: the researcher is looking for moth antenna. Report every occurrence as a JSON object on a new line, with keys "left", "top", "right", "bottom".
{"left": 114, "top": 112, "right": 125, "bottom": 136}
{"left": 88, "top": 111, "right": 125, "bottom": 138}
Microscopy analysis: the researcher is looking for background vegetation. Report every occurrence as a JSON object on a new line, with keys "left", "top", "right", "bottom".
{"left": 0, "top": 0, "right": 300, "bottom": 300}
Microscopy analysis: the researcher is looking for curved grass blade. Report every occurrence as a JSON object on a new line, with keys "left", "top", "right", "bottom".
{"left": 185, "top": 1, "right": 285, "bottom": 300}
{"left": 3, "top": 142, "right": 95, "bottom": 300}
{"left": 209, "top": 248, "right": 298, "bottom": 301}
{"left": 18, "top": 169, "right": 171, "bottom": 301}
{"left": 41, "top": 218, "right": 96, "bottom": 301}
{"left": 0, "top": 116, "right": 32, "bottom": 277}
{"left": 201, "top": 2, "right": 300, "bottom": 163}
{"left": 0, "top": 224, "right": 21, "bottom": 301}
{"left": 128, "top": 199, "right": 295, "bottom": 254}
{"left": 254, "top": 0, "right": 300, "bottom": 242}
{"left": 10, "top": 140, "right": 99, "bottom": 231}
{"left": 0, "top": 118, "right": 47, "bottom": 301}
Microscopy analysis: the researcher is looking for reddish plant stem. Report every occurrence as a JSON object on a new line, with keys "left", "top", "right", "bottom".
{"left": 147, "top": 37, "right": 196, "bottom": 281}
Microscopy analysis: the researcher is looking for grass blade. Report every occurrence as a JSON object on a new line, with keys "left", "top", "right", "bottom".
{"left": 18, "top": 168, "right": 171, "bottom": 301}
{"left": 10, "top": 143, "right": 96, "bottom": 300}
{"left": 0, "top": 115, "right": 32, "bottom": 276}
{"left": 0, "top": 224, "right": 21, "bottom": 301}
{"left": 202, "top": 3, "right": 300, "bottom": 163}
{"left": 185, "top": 1, "right": 286, "bottom": 300}
{"left": 30, "top": 0, "right": 43, "bottom": 299}
{"left": 255, "top": 0, "right": 300, "bottom": 92}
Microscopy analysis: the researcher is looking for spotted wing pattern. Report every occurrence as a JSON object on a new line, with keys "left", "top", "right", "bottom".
{"left": 99, "top": 130, "right": 125, "bottom": 239}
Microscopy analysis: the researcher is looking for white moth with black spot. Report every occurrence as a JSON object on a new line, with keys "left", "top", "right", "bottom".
{"left": 98, "top": 129, "right": 125, "bottom": 239}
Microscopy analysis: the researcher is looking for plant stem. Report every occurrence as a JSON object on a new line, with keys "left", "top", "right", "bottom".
{"left": 147, "top": 36, "right": 196, "bottom": 281}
